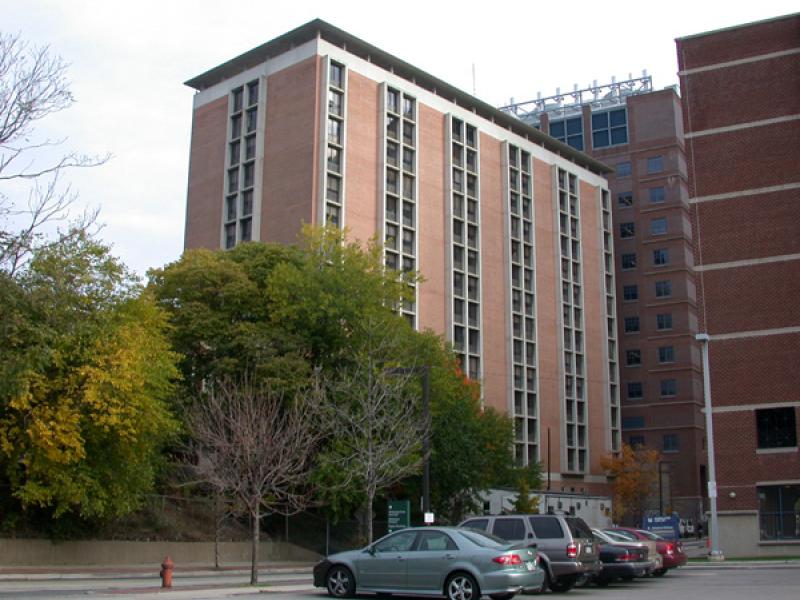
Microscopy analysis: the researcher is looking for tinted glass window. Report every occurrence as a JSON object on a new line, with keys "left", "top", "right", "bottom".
{"left": 566, "top": 517, "right": 592, "bottom": 539}
{"left": 493, "top": 518, "right": 527, "bottom": 540}
{"left": 462, "top": 519, "right": 488, "bottom": 531}
{"left": 529, "top": 516, "right": 564, "bottom": 539}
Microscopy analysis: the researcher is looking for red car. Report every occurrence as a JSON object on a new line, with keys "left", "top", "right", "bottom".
{"left": 603, "top": 528, "right": 687, "bottom": 575}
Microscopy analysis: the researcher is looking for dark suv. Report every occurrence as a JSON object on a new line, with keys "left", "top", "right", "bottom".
{"left": 459, "top": 514, "right": 601, "bottom": 592}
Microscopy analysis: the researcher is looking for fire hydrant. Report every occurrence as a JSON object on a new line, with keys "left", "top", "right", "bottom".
{"left": 160, "top": 556, "right": 174, "bottom": 588}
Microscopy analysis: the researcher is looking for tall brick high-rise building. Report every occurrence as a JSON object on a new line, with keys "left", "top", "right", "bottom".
{"left": 184, "top": 20, "right": 622, "bottom": 498}
{"left": 502, "top": 81, "right": 707, "bottom": 524}
{"left": 677, "top": 13, "right": 800, "bottom": 555}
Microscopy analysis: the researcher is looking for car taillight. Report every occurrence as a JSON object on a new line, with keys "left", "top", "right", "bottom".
{"left": 566, "top": 542, "right": 578, "bottom": 558}
{"left": 616, "top": 551, "right": 634, "bottom": 562}
{"left": 665, "top": 543, "right": 675, "bottom": 556}
{"left": 493, "top": 554, "right": 523, "bottom": 566}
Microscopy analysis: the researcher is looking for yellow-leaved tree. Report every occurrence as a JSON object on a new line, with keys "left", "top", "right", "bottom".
{"left": 601, "top": 443, "right": 660, "bottom": 526}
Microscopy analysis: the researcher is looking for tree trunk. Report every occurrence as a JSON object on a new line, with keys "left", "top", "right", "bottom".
{"left": 366, "top": 491, "right": 375, "bottom": 544}
{"left": 214, "top": 493, "right": 221, "bottom": 570}
{"left": 250, "top": 505, "right": 260, "bottom": 585}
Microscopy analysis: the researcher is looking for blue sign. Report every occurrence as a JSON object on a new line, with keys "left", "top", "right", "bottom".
{"left": 643, "top": 515, "right": 680, "bottom": 540}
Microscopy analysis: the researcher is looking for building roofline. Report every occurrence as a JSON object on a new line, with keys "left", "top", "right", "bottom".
{"left": 185, "top": 18, "right": 612, "bottom": 176}
{"left": 675, "top": 12, "right": 799, "bottom": 42}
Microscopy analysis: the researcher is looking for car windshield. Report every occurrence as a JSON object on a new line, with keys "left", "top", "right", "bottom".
{"left": 458, "top": 529, "right": 510, "bottom": 549}
{"left": 566, "top": 517, "right": 593, "bottom": 539}
{"left": 637, "top": 530, "right": 664, "bottom": 541}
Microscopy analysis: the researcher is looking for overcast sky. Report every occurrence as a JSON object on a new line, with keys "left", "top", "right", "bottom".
{"left": 4, "top": 0, "right": 797, "bottom": 276}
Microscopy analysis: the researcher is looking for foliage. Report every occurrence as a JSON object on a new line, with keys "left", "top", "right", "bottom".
{"left": 186, "top": 374, "right": 323, "bottom": 584}
{"left": 511, "top": 478, "right": 540, "bottom": 514}
{"left": 0, "top": 233, "right": 179, "bottom": 520}
{"left": 0, "top": 31, "right": 107, "bottom": 276}
{"left": 601, "top": 443, "right": 661, "bottom": 525}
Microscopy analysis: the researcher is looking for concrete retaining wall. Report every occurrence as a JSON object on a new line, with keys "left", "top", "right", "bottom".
{"left": 0, "top": 539, "right": 320, "bottom": 566}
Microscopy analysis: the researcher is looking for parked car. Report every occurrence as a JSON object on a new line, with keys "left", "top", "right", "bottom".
{"left": 603, "top": 527, "right": 687, "bottom": 575}
{"left": 459, "top": 514, "right": 601, "bottom": 593}
{"left": 679, "top": 518, "right": 695, "bottom": 537}
{"left": 313, "top": 526, "right": 544, "bottom": 599}
{"left": 590, "top": 529, "right": 654, "bottom": 585}
{"left": 599, "top": 529, "right": 663, "bottom": 572}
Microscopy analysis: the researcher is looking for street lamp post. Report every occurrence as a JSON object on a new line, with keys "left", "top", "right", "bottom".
{"left": 697, "top": 333, "right": 724, "bottom": 560}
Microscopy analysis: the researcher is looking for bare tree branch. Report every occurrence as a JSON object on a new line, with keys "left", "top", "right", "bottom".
{"left": 0, "top": 31, "right": 108, "bottom": 276}
{"left": 186, "top": 374, "right": 324, "bottom": 585}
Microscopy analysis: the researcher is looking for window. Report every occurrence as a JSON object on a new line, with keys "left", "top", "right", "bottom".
{"left": 623, "top": 416, "right": 645, "bottom": 429}
{"left": 649, "top": 186, "right": 666, "bottom": 203}
{"left": 326, "top": 174, "right": 341, "bottom": 202}
{"left": 758, "top": 485, "right": 800, "bottom": 540}
{"left": 660, "top": 379, "right": 677, "bottom": 397}
{"left": 663, "top": 434, "right": 679, "bottom": 452}
{"left": 620, "top": 222, "right": 635, "bottom": 239}
{"left": 247, "top": 80, "right": 259, "bottom": 106}
{"left": 623, "top": 285, "right": 638, "bottom": 301}
{"left": 627, "top": 382, "right": 643, "bottom": 399}
{"left": 461, "top": 518, "right": 488, "bottom": 531}
{"left": 239, "top": 217, "right": 252, "bottom": 242}
{"left": 656, "top": 313, "right": 673, "bottom": 330}
{"left": 621, "top": 253, "right": 637, "bottom": 270}
{"left": 655, "top": 280, "right": 672, "bottom": 298}
{"left": 625, "top": 349, "right": 641, "bottom": 366}
{"left": 328, "top": 90, "right": 343, "bottom": 116}
{"left": 375, "top": 530, "right": 417, "bottom": 552}
{"left": 653, "top": 248, "right": 670, "bottom": 266}
{"left": 242, "top": 190, "right": 253, "bottom": 216}
{"left": 246, "top": 108, "right": 257, "bottom": 133}
{"left": 329, "top": 62, "right": 344, "bottom": 88}
{"left": 647, "top": 155, "right": 663, "bottom": 174}
{"left": 616, "top": 162, "right": 631, "bottom": 177}
{"left": 628, "top": 435, "right": 645, "bottom": 447}
{"left": 417, "top": 530, "right": 457, "bottom": 551}
{"left": 493, "top": 518, "right": 526, "bottom": 541}
{"left": 529, "top": 516, "right": 565, "bottom": 538}
{"left": 617, "top": 192, "right": 633, "bottom": 208}
{"left": 232, "top": 87, "right": 243, "bottom": 113}
{"left": 224, "top": 223, "right": 236, "bottom": 249}
{"left": 651, "top": 217, "right": 668, "bottom": 235}
{"left": 592, "top": 108, "right": 628, "bottom": 148}
{"left": 624, "top": 317, "right": 640, "bottom": 333}
{"left": 549, "top": 117, "right": 583, "bottom": 150}
{"left": 658, "top": 346, "right": 675, "bottom": 363}
{"left": 756, "top": 407, "right": 797, "bottom": 449}
{"left": 327, "top": 146, "right": 341, "bottom": 173}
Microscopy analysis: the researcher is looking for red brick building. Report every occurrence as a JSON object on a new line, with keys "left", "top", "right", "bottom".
{"left": 184, "top": 20, "right": 621, "bottom": 501}
{"left": 503, "top": 81, "right": 707, "bottom": 525}
{"left": 677, "top": 13, "right": 800, "bottom": 555}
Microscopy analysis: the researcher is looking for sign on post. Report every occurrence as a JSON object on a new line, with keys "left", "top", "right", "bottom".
{"left": 643, "top": 514, "right": 680, "bottom": 540}
{"left": 388, "top": 500, "right": 410, "bottom": 533}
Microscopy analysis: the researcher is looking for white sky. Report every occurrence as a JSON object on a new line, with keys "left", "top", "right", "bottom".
{"left": 4, "top": 0, "right": 797, "bottom": 276}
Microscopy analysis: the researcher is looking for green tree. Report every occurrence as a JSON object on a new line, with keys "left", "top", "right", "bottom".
{"left": 0, "top": 233, "right": 179, "bottom": 520}
{"left": 511, "top": 478, "right": 540, "bottom": 514}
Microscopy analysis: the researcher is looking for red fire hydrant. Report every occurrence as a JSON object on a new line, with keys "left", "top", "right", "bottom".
{"left": 160, "top": 556, "right": 174, "bottom": 588}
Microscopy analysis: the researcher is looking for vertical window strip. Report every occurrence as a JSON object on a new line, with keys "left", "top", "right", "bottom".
{"left": 508, "top": 144, "right": 538, "bottom": 467}
{"left": 557, "top": 168, "right": 586, "bottom": 473}
{"left": 601, "top": 189, "right": 621, "bottom": 453}
{"left": 383, "top": 86, "right": 418, "bottom": 328}
{"left": 223, "top": 78, "right": 261, "bottom": 249}
{"left": 324, "top": 60, "right": 346, "bottom": 228}
{"left": 449, "top": 116, "right": 481, "bottom": 381}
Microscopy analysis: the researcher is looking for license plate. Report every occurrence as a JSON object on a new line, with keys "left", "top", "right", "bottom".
{"left": 526, "top": 561, "right": 536, "bottom": 571}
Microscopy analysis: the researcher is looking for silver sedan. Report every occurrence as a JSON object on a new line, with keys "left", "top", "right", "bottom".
{"left": 313, "top": 526, "right": 545, "bottom": 599}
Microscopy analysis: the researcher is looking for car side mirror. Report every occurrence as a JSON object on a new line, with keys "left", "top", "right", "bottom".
{"left": 528, "top": 532, "right": 533, "bottom": 538}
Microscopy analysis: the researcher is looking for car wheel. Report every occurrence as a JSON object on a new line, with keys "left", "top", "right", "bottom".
{"left": 547, "top": 575, "right": 576, "bottom": 593}
{"left": 326, "top": 565, "right": 355, "bottom": 598}
{"left": 489, "top": 594, "right": 515, "bottom": 600}
{"left": 446, "top": 572, "right": 480, "bottom": 600}
{"left": 653, "top": 568, "right": 667, "bottom": 577}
